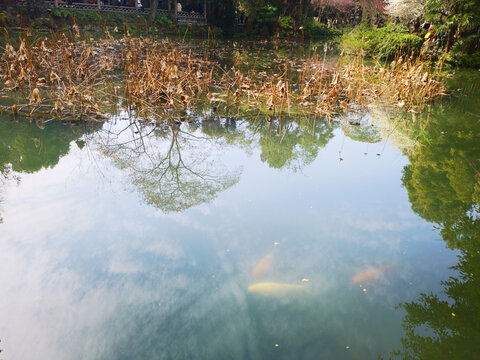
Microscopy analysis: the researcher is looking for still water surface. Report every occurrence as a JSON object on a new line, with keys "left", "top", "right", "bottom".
{"left": 0, "top": 45, "right": 479, "bottom": 360}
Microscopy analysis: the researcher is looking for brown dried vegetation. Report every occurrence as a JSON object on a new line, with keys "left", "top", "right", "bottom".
{"left": 0, "top": 26, "right": 447, "bottom": 123}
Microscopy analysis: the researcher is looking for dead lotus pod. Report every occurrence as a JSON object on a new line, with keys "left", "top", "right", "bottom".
{"left": 31, "top": 88, "right": 41, "bottom": 104}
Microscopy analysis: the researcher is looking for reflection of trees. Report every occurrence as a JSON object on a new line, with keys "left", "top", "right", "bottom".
{"left": 0, "top": 119, "right": 101, "bottom": 174}
{"left": 200, "top": 115, "right": 336, "bottom": 171}
{"left": 256, "top": 118, "right": 336, "bottom": 170}
{"left": 98, "top": 120, "right": 241, "bottom": 213}
{"left": 386, "top": 74, "right": 480, "bottom": 359}
{"left": 96, "top": 114, "right": 337, "bottom": 211}
{"left": 388, "top": 236, "right": 480, "bottom": 360}
{"left": 0, "top": 166, "right": 14, "bottom": 224}
{"left": 401, "top": 103, "right": 480, "bottom": 251}
{"left": 0, "top": 119, "right": 100, "bottom": 222}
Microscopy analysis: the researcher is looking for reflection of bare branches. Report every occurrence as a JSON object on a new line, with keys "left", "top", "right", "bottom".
{"left": 95, "top": 118, "right": 241, "bottom": 213}
{"left": 0, "top": 164, "right": 19, "bottom": 224}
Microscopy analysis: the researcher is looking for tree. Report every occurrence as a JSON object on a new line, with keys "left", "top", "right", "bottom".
{"left": 424, "top": 0, "right": 480, "bottom": 59}
{"left": 386, "top": 0, "right": 425, "bottom": 21}
{"left": 310, "top": 0, "right": 386, "bottom": 23}
{"left": 150, "top": 0, "right": 159, "bottom": 21}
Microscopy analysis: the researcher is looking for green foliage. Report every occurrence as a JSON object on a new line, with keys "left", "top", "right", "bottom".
{"left": 448, "top": 34, "right": 480, "bottom": 68}
{"left": 252, "top": 5, "right": 278, "bottom": 35}
{"left": 303, "top": 20, "right": 342, "bottom": 39}
{"left": 277, "top": 16, "right": 293, "bottom": 36}
{"left": 48, "top": 9, "right": 176, "bottom": 34}
{"left": 0, "top": 11, "right": 7, "bottom": 27}
{"left": 51, "top": 8, "right": 102, "bottom": 23}
{"left": 342, "top": 23, "right": 423, "bottom": 59}
{"left": 424, "top": 0, "right": 480, "bottom": 68}
{"left": 30, "top": 17, "right": 55, "bottom": 29}
{"left": 153, "top": 15, "right": 173, "bottom": 28}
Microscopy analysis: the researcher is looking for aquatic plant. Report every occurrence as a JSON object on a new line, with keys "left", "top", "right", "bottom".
{"left": 0, "top": 24, "right": 447, "bottom": 124}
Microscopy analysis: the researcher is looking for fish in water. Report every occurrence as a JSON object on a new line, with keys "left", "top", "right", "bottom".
{"left": 248, "top": 282, "right": 309, "bottom": 296}
{"left": 352, "top": 264, "right": 395, "bottom": 284}
{"left": 252, "top": 252, "right": 274, "bottom": 277}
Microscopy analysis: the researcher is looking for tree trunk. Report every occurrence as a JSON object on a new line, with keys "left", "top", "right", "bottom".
{"left": 25, "top": 0, "right": 45, "bottom": 18}
{"left": 303, "top": 0, "right": 309, "bottom": 18}
{"left": 446, "top": 25, "right": 457, "bottom": 53}
{"left": 174, "top": 0, "right": 177, "bottom": 21}
{"left": 150, "top": 0, "right": 158, "bottom": 21}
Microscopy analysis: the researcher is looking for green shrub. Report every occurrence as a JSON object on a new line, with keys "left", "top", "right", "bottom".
{"left": 30, "top": 17, "right": 55, "bottom": 29}
{"left": 252, "top": 5, "right": 278, "bottom": 35}
{"left": 277, "top": 16, "right": 293, "bottom": 36}
{"left": 153, "top": 15, "right": 173, "bottom": 28}
{"left": 342, "top": 23, "right": 423, "bottom": 60}
{"left": 304, "top": 20, "right": 342, "bottom": 39}
{"left": 448, "top": 34, "right": 480, "bottom": 68}
{"left": 0, "top": 12, "right": 7, "bottom": 27}
{"left": 377, "top": 32, "right": 423, "bottom": 60}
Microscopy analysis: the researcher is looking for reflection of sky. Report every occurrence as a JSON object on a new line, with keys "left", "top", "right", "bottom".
{"left": 0, "top": 124, "right": 458, "bottom": 360}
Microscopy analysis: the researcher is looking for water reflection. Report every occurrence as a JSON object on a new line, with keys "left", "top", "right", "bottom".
{"left": 0, "top": 118, "right": 101, "bottom": 222}
{"left": 1, "top": 65, "right": 478, "bottom": 360}
{"left": 0, "top": 118, "right": 100, "bottom": 174}
{"left": 257, "top": 117, "right": 335, "bottom": 170}
{"left": 93, "top": 117, "right": 242, "bottom": 212}
{"left": 89, "top": 113, "right": 339, "bottom": 212}
{"left": 386, "top": 71, "right": 480, "bottom": 359}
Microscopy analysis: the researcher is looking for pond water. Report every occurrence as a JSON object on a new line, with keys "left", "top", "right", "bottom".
{"left": 0, "top": 42, "right": 479, "bottom": 360}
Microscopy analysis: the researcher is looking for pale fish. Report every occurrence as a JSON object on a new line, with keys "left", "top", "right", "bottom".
{"left": 248, "top": 282, "right": 309, "bottom": 296}
{"left": 352, "top": 264, "right": 395, "bottom": 284}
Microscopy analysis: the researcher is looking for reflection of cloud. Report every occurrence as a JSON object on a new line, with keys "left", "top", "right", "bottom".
{"left": 0, "top": 241, "right": 117, "bottom": 360}
{"left": 143, "top": 237, "right": 184, "bottom": 260}
{"left": 108, "top": 252, "right": 144, "bottom": 274}
{"left": 346, "top": 218, "right": 415, "bottom": 232}
{"left": 153, "top": 210, "right": 212, "bottom": 234}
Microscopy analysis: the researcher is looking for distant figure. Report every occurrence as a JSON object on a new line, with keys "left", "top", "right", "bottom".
{"left": 177, "top": 2, "right": 182, "bottom": 12}
{"left": 424, "top": 27, "right": 435, "bottom": 42}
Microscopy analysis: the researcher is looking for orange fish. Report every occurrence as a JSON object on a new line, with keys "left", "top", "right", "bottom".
{"left": 252, "top": 252, "right": 274, "bottom": 277}
{"left": 352, "top": 264, "right": 394, "bottom": 284}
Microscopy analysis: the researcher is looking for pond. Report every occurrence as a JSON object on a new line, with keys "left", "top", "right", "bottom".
{"left": 0, "top": 41, "right": 479, "bottom": 360}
